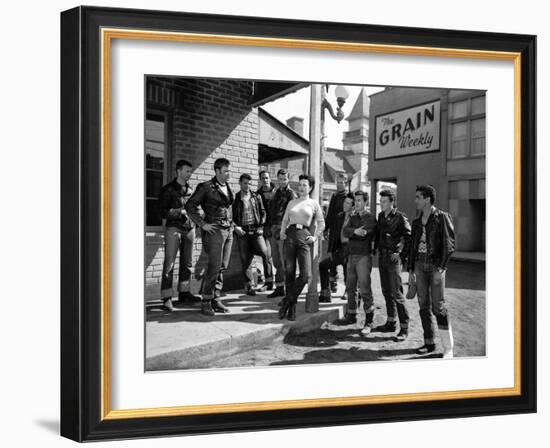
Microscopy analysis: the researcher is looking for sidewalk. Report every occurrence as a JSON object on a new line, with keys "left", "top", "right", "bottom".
{"left": 146, "top": 288, "right": 347, "bottom": 371}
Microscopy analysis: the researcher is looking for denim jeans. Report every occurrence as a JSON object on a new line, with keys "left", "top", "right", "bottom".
{"left": 319, "top": 247, "right": 348, "bottom": 290}
{"left": 346, "top": 254, "right": 374, "bottom": 325}
{"left": 161, "top": 226, "right": 194, "bottom": 298}
{"left": 271, "top": 224, "right": 286, "bottom": 287}
{"left": 283, "top": 227, "right": 312, "bottom": 304}
{"left": 236, "top": 232, "right": 274, "bottom": 287}
{"left": 379, "top": 252, "right": 409, "bottom": 329}
{"left": 414, "top": 254, "right": 449, "bottom": 344}
{"left": 262, "top": 236, "right": 275, "bottom": 285}
{"left": 200, "top": 227, "right": 233, "bottom": 300}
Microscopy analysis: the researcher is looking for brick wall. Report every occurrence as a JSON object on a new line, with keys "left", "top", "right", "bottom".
{"left": 145, "top": 78, "right": 260, "bottom": 300}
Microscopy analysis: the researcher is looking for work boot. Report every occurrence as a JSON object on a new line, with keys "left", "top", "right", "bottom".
{"left": 395, "top": 328, "right": 408, "bottom": 341}
{"left": 178, "top": 291, "right": 201, "bottom": 303}
{"left": 330, "top": 281, "right": 338, "bottom": 293}
{"left": 211, "top": 298, "right": 229, "bottom": 313}
{"left": 376, "top": 321, "right": 397, "bottom": 333}
{"left": 416, "top": 344, "right": 436, "bottom": 355}
{"left": 200, "top": 300, "right": 215, "bottom": 317}
{"left": 336, "top": 313, "right": 357, "bottom": 326}
{"left": 268, "top": 286, "right": 285, "bottom": 299}
{"left": 162, "top": 297, "right": 174, "bottom": 312}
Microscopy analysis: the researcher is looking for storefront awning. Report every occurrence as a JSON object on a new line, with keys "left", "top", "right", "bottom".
{"left": 250, "top": 82, "right": 308, "bottom": 106}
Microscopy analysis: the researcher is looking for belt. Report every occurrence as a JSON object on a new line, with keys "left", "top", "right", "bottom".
{"left": 288, "top": 223, "right": 310, "bottom": 231}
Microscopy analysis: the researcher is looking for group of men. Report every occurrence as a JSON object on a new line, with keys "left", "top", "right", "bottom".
{"left": 157, "top": 158, "right": 456, "bottom": 358}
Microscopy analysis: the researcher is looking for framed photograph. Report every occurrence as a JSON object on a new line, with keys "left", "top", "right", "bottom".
{"left": 60, "top": 6, "right": 536, "bottom": 442}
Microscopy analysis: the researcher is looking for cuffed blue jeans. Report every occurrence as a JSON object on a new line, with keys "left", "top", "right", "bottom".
{"left": 200, "top": 227, "right": 233, "bottom": 300}
{"left": 346, "top": 254, "right": 374, "bottom": 326}
{"left": 379, "top": 252, "right": 409, "bottom": 329}
{"left": 161, "top": 226, "right": 194, "bottom": 298}
{"left": 414, "top": 254, "right": 449, "bottom": 344}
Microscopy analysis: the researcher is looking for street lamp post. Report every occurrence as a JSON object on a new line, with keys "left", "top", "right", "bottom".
{"left": 305, "top": 84, "right": 349, "bottom": 313}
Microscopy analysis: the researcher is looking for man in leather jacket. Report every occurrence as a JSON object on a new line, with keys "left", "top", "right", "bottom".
{"left": 324, "top": 173, "right": 350, "bottom": 293}
{"left": 256, "top": 170, "right": 276, "bottom": 290}
{"left": 185, "top": 158, "right": 234, "bottom": 317}
{"left": 318, "top": 193, "right": 354, "bottom": 303}
{"left": 375, "top": 189, "right": 411, "bottom": 341}
{"left": 233, "top": 173, "right": 273, "bottom": 296}
{"left": 158, "top": 159, "right": 201, "bottom": 312}
{"left": 266, "top": 169, "right": 297, "bottom": 299}
{"left": 408, "top": 185, "right": 456, "bottom": 357}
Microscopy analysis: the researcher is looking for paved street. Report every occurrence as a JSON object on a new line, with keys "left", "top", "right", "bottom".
{"left": 209, "top": 260, "right": 486, "bottom": 368}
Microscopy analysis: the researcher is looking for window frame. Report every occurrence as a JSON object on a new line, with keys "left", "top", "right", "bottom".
{"left": 145, "top": 108, "right": 172, "bottom": 232}
{"left": 447, "top": 93, "right": 486, "bottom": 160}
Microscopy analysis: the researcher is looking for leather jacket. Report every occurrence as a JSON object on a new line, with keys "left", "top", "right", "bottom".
{"left": 325, "top": 190, "right": 348, "bottom": 234}
{"left": 375, "top": 208, "right": 411, "bottom": 262}
{"left": 232, "top": 190, "right": 266, "bottom": 230}
{"left": 158, "top": 178, "right": 194, "bottom": 231}
{"left": 185, "top": 176, "right": 234, "bottom": 228}
{"left": 407, "top": 207, "right": 455, "bottom": 271}
{"left": 269, "top": 185, "right": 297, "bottom": 226}
{"left": 327, "top": 211, "right": 349, "bottom": 253}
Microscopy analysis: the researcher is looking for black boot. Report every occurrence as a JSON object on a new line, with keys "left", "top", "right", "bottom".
{"left": 201, "top": 300, "right": 215, "bottom": 317}
{"left": 268, "top": 286, "right": 285, "bottom": 298}
{"left": 376, "top": 321, "right": 397, "bottom": 333}
{"left": 211, "top": 298, "right": 229, "bottom": 313}
{"left": 416, "top": 343, "right": 436, "bottom": 355}
{"left": 278, "top": 298, "right": 290, "bottom": 319}
{"left": 178, "top": 291, "right": 201, "bottom": 303}
{"left": 287, "top": 302, "right": 297, "bottom": 321}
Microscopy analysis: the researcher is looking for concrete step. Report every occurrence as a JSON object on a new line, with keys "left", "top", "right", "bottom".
{"left": 146, "top": 291, "right": 347, "bottom": 371}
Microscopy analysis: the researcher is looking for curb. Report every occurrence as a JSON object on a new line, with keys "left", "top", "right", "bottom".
{"left": 146, "top": 306, "right": 344, "bottom": 371}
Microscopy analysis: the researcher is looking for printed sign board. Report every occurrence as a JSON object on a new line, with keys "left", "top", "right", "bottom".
{"left": 375, "top": 100, "right": 441, "bottom": 160}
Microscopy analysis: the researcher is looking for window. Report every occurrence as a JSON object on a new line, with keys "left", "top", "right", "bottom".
{"left": 448, "top": 95, "right": 486, "bottom": 159}
{"left": 145, "top": 112, "right": 168, "bottom": 227}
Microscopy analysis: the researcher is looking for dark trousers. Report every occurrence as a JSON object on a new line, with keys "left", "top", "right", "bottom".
{"left": 378, "top": 252, "right": 409, "bottom": 329}
{"left": 414, "top": 255, "right": 449, "bottom": 344}
{"left": 319, "top": 247, "right": 348, "bottom": 290}
{"left": 236, "top": 231, "right": 273, "bottom": 287}
{"left": 200, "top": 227, "right": 233, "bottom": 300}
{"left": 161, "top": 226, "right": 194, "bottom": 298}
{"left": 346, "top": 254, "right": 374, "bottom": 325}
{"left": 270, "top": 224, "right": 286, "bottom": 287}
{"left": 283, "top": 227, "right": 312, "bottom": 304}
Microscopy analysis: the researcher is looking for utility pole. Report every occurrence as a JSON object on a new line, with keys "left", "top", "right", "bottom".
{"left": 305, "top": 84, "right": 323, "bottom": 313}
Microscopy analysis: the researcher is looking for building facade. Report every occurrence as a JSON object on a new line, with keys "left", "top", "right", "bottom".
{"left": 368, "top": 87, "right": 486, "bottom": 254}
